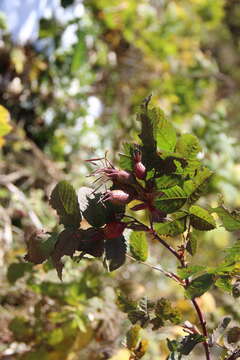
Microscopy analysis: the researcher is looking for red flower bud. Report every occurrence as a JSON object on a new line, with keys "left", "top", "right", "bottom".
{"left": 134, "top": 161, "right": 146, "bottom": 180}
{"left": 101, "top": 189, "right": 131, "bottom": 205}
{"left": 104, "top": 221, "right": 126, "bottom": 239}
{"left": 102, "top": 168, "right": 134, "bottom": 184}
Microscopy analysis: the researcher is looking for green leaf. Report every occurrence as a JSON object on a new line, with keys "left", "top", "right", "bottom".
{"left": 224, "top": 241, "right": 240, "bottom": 262}
{"left": 129, "top": 231, "right": 148, "bottom": 262}
{"left": 215, "top": 277, "right": 232, "bottom": 293}
{"left": 155, "top": 175, "right": 180, "bottom": 189}
{"left": 177, "top": 265, "right": 205, "bottom": 280}
{"left": 184, "top": 167, "right": 213, "bottom": 203}
{"left": 176, "top": 134, "right": 202, "bottom": 159}
{"left": 180, "top": 334, "right": 205, "bottom": 355}
{"left": 186, "top": 273, "right": 215, "bottom": 299}
{"left": 154, "top": 298, "right": 182, "bottom": 325}
{"left": 154, "top": 216, "right": 186, "bottom": 237}
{"left": 50, "top": 181, "right": 82, "bottom": 228}
{"left": 71, "top": 32, "right": 87, "bottom": 73}
{"left": 148, "top": 107, "right": 177, "bottom": 152}
{"left": 189, "top": 205, "right": 216, "bottom": 231}
{"left": 186, "top": 232, "right": 198, "bottom": 255}
{"left": 126, "top": 325, "right": 141, "bottom": 350}
{"left": 105, "top": 235, "right": 126, "bottom": 271}
{"left": 211, "top": 206, "right": 240, "bottom": 231}
{"left": 25, "top": 230, "right": 58, "bottom": 265}
{"left": 119, "top": 142, "right": 134, "bottom": 171}
{"left": 116, "top": 291, "right": 138, "bottom": 313}
{"left": 7, "top": 262, "right": 33, "bottom": 284}
{"left": 154, "top": 186, "right": 187, "bottom": 214}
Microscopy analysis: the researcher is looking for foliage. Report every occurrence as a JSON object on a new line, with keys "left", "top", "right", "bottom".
{"left": 21, "top": 99, "right": 240, "bottom": 360}
{"left": 2, "top": 1, "right": 240, "bottom": 359}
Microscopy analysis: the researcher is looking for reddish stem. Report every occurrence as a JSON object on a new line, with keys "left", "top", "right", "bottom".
{"left": 150, "top": 228, "right": 211, "bottom": 360}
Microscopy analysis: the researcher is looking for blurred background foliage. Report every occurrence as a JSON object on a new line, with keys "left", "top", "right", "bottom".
{"left": 1, "top": 0, "right": 240, "bottom": 359}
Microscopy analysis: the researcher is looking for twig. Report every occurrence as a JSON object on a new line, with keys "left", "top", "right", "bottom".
{"left": 226, "top": 349, "right": 240, "bottom": 360}
{"left": 126, "top": 254, "right": 183, "bottom": 284}
{"left": 4, "top": 182, "right": 42, "bottom": 229}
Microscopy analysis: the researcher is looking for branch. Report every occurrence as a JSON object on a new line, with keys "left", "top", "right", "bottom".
{"left": 226, "top": 349, "right": 240, "bottom": 360}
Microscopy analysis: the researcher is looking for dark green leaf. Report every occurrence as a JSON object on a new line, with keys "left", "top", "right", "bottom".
{"left": 180, "top": 334, "right": 205, "bottom": 355}
{"left": 129, "top": 231, "right": 148, "bottom": 261}
{"left": 50, "top": 181, "right": 82, "bottom": 228}
{"left": 7, "top": 262, "right": 33, "bottom": 284}
{"left": 186, "top": 232, "right": 198, "bottom": 255}
{"left": 82, "top": 192, "right": 125, "bottom": 228}
{"left": 189, "top": 205, "right": 216, "bottom": 231}
{"left": 119, "top": 142, "right": 134, "bottom": 171}
{"left": 154, "top": 186, "right": 187, "bottom": 214}
{"left": 105, "top": 235, "right": 126, "bottom": 271}
{"left": 186, "top": 273, "right": 215, "bottom": 299}
{"left": 51, "top": 229, "right": 83, "bottom": 279}
{"left": 25, "top": 230, "right": 58, "bottom": 265}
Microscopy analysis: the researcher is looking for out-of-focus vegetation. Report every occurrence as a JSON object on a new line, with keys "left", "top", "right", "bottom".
{"left": 1, "top": 1, "right": 240, "bottom": 359}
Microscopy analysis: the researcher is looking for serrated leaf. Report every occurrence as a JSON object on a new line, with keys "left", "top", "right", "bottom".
{"left": 176, "top": 134, "right": 202, "bottom": 159}
{"left": 126, "top": 325, "right": 141, "bottom": 350}
{"left": 51, "top": 229, "right": 83, "bottom": 279}
{"left": 25, "top": 230, "right": 58, "bottom": 265}
{"left": 79, "top": 228, "right": 105, "bottom": 257}
{"left": 184, "top": 167, "right": 213, "bottom": 203}
{"left": 50, "top": 181, "right": 82, "bottom": 228}
{"left": 186, "top": 273, "right": 214, "bottom": 299}
{"left": 189, "top": 205, "right": 216, "bottom": 231}
{"left": 82, "top": 192, "right": 125, "bottom": 228}
{"left": 211, "top": 206, "right": 240, "bottom": 231}
{"left": 186, "top": 232, "right": 198, "bottom": 255}
{"left": 177, "top": 265, "right": 205, "bottom": 279}
{"left": 154, "top": 186, "right": 187, "bottom": 214}
{"left": 7, "top": 262, "right": 33, "bottom": 284}
{"left": 148, "top": 107, "right": 177, "bottom": 152}
{"left": 137, "top": 96, "right": 157, "bottom": 170}
{"left": 129, "top": 231, "right": 148, "bottom": 262}
{"left": 155, "top": 175, "right": 180, "bottom": 189}
{"left": 119, "top": 142, "right": 134, "bottom": 171}
{"left": 105, "top": 235, "right": 126, "bottom": 271}
{"left": 154, "top": 217, "right": 186, "bottom": 237}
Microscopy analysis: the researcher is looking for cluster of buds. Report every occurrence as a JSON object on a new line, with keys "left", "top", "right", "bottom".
{"left": 87, "top": 150, "right": 166, "bottom": 223}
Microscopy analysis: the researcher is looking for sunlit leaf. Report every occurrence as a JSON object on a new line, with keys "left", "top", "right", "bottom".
{"left": 50, "top": 181, "right": 82, "bottom": 228}
{"left": 129, "top": 231, "right": 148, "bottom": 262}
{"left": 189, "top": 205, "right": 216, "bottom": 231}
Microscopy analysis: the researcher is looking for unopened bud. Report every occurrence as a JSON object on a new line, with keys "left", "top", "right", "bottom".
{"left": 101, "top": 189, "right": 131, "bottom": 205}
{"left": 134, "top": 161, "right": 146, "bottom": 180}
